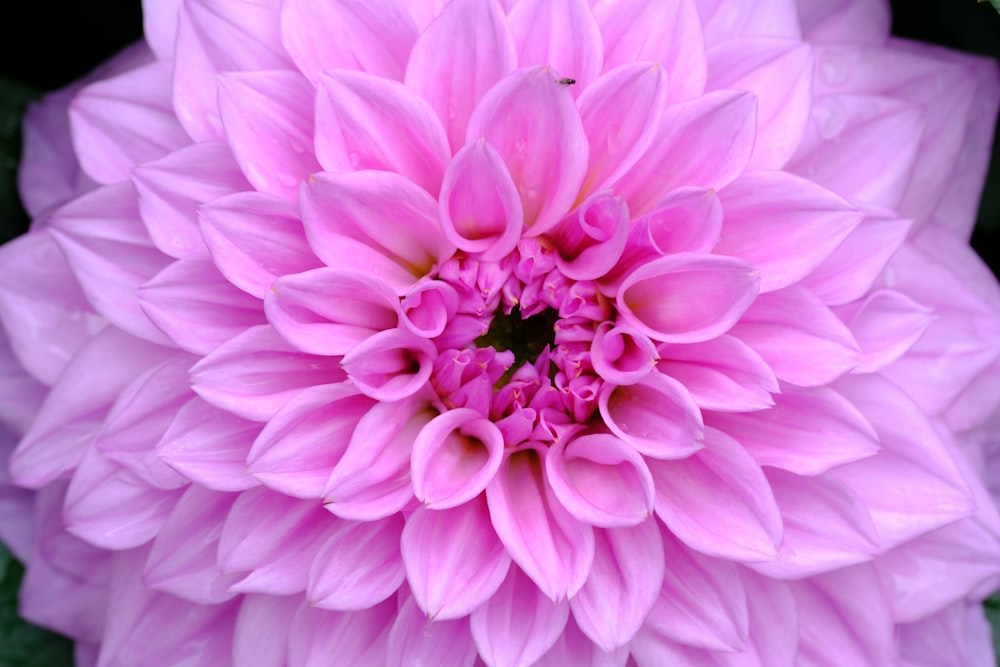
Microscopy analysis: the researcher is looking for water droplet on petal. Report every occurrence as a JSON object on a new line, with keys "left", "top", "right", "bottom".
{"left": 820, "top": 52, "right": 850, "bottom": 87}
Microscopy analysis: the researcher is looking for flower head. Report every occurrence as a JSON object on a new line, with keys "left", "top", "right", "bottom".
{"left": 2, "top": 0, "right": 1000, "bottom": 664}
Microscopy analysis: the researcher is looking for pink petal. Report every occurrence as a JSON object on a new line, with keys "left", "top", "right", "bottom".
{"left": 643, "top": 186, "right": 723, "bottom": 256}
{"left": 247, "top": 383, "right": 375, "bottom": 499}
{"left": 788, "top": 94, "right": 923, "bottom": 209}
{"left": 315, "top": 70, "right": 450, "bottom": 196}
{"left": 280, "top": 0, "right": 418, "bottom": 84}
{"left": 199, "top": 191, "right": 323, "bottom": 299}
{"left": 402, "top": 497, "right": 511, "bottom": 619}
{"left": 642, "top": 525, "right": 749, "bottom": 651}
{"left": 470, "top": 565, "right": 570, "bottom": 667}
{"left": 0, "top": 335, "right": 46, "bottom": 436}
{"left": 322, "top": 395, "right": 435, "bottom": 519}
{"left": 142, "top": 0, "right": 182, "bottom": 59}
{"left": 486, "top": 446, "right": 595, "bottom": 600}
{"left": 48, "top": 184, "right": 173, "bottom": 344}
{"left": 387, "top": 595, "right": 478, "bottom": 667}
{"left": 217, "top": 70, "right": 321, "bottom": 201}
{"left": 570, "top": 522, "right": 664, "bottom": 651}
{"left": 232, "top": 595, "right": 298, "bottom": 667}
{"left": 173, "top": 0, "right": 290, "bottom": 141}
{"left": 649, "top": 427, "right": 782, "bottom": 561}
{"left": 69, "top": 61, "right": 189, "bottom": 184}
{"left": 696, "top": 0, "right": 801, "bottom": 47}
{"left": 404, "top": 0, "right": 517, "bottom": 151}
{"left": 64, "top": 447, "right": 184, "bottom": 550}
{"left": 598, "top": 370, "right": 704, "bottom": 459}
{"left": 730, "top": 285, "right": 859, "bottom": 386}
{"left": 190, "top": 325, "right": 346, "bottom": 422}
{"left": 131, "top": 141, "right": 247, "bottom": 258}
{"left": 715, "top": 171, "right": 863, "bottom": 293}
{"left": 747, "top": 468, "right": 879, "bottom": 579}
{"left": 290, "top": 599, "right": 395, "bottom": 666}
{"left": 657, "top": 335, "right": 778, "bottom": 412}
{"left": 799, "top": 207, "right": 911, "bottom": 306}
{"left": 138, "top": 258, "right": 266, "bottom": 355}
{"left": 0, "top": 231, "right": 105, "bottom": 386}
{"left": 307, "top": 515, "right": 406, "bottom": 610}
{"left": 400, "top": 280, "right": 460, "bottom": 339}
{"left": 615, "top": 90, "right": 757, "bottom": 216}
{"left": 546, "top": 433, "right": 654, "bottom": 527}
{"left": 265, "top": 268, "right": 400, "bottom": 356}
{"left": 836, "top": 289, "right": 934, "bottom": 373}
{"left": 551, "top": 191, "right": 630, "bottom": 281}
{"left": 709, "top": 384, "right": 879, "bottom": 475}
{"left": 300, "top": 170, "right": 454, "bottom": 289}
{"left": 411, "top": 409, "right": 505, "bottom": 509}
{"left": 156, "top": 397, "right": 261, "bottom": 492}
{"left": 341, "top": 328, "right": 436, "bottom": 402}
{"left": 535, "top": 615, "right": 629, "bottom": 667}
{"left": 439, "top": 140, "right": 525, "bottom": 260}
{"left": 508, "top": 0, "right": 604, "bottom": 94}
{"left": 708, "top": 38, "right": 813, "bottom": 169}
{"left": 590, "top": 323, "right": 658, "bottom": 386}
{"left": 593, "top": 0, "right": 706, "bottom": 102}
{"left": 143, "top": 486, "right": 240, "bottom": 604}
{"left": 617, "top": 254, "right": 760, "bottom": 344}
{"left": 798, "top": 0, "right": 890, "bottom": 44}
{"left": 466, "top": 66, "right": 589, "bottom": 235}
{"left": 8, "top": 328, "right": 173, "bottom": 489}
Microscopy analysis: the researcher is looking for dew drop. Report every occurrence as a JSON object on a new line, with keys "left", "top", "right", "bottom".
{"left": 348, "top": 151, "right": 361, "bottom": 168}
{"left": 819, "top": 52, "right": 850, "bottom": 87}
{"left": 275, "top": 172, "right": 300, "bottom": 188}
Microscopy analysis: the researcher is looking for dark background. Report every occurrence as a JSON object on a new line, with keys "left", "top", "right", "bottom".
{"left": 0, "top": 1, "right": 998, "bottom": 665}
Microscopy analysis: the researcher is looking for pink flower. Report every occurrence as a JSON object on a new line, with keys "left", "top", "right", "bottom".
{"left": 2, "top": 0, "right": 1000, "bottom": 664}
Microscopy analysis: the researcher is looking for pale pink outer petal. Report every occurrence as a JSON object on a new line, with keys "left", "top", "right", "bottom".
{"left": 411, "top": 409, "right": 505, "bottom": 509}
{"left": 307, "top": 515, "right": 406, "bottom": 610}
{"left": 190, "top": 325, "right": 346, "bottom": 423}
{"left": 614, "top": 90, "right": 757, "bottom": 216}
{"left": 340, "top": 328, "right": 437, "bottom": 402}
{"left": 465, "top": 66, "right": 589, "bottom": 235}
{"left": 509, "top": 0, "right": 603, "bottom": 94}
{"left": 404, "top": 0, "right": 517, "bottom": 151}
{"left": 730, "top": 285, "right": 859, "bottom": 386}
{"left": 643, "top": 187, "right": 723, "bottom": 256}
{"left": 694, "top": 0, "right": 801, "bottom": 46}
{"left": 142, "top": 485, "right": 240, "bottom": 604}
{"left": 570, "top": 521, "right": 664, "bottom": 651}
{"left": 797, "top": 0, "right": 890, "bottom": 44}
{"left": 593, "top": 0, "right": 707, "bottom": 102}
{"left": 131, "top": 141, "right": 248, "bottom": 259}
{"left": 709, "top": 384, "right": 879, "bottom": 475}
{"left": 232, "top": 594, "right": 299, "bottom": 667}
{"left": 280, "top": 0, "right": 418, "bottom": 84}
{"left": 708, "top": 38, "right": 812, "bottom": 169}
{"left": 142, "top": 0, "right": 183, "bottom": 59}
{"left": 535, "top": 614, "right": 628, "bottom": 667}
{"left": 898, "top": 602, "right": 997, "bottom": 667}
{"left": 617, "top": 253, "right": 760, "bottom": 344}
{"left": 199, "top": 191, "right": 323, "bottom": 299}
{"left": 138, "top": 258, "right": 266, "bottom": 355}
{"left": 439, "top": 139, "right": 525, "bottom": 261}
{"left": 486, "top": 446, "right": 595, "bottom": 601}
{"left": 289, "top": 598, "right": 394, "bottom": 666}
{"left": 315, "top": 70, "right": 451, "bottom": 197}
{"left": 155, "top": 397, "right": 261, "bottom": 492}
{"left": 0, "top": 334, "right": 45, "bottom": 437}
{"left": 545, "top": 433, "right": 655, "bottom": 527}
{"left": 217, "top": 70, "right": 321, "bottom": 201}
{"left": 641, "top": 525, "right": 749, "bottom": 652}
{"left": 48, "top": 184, "right": 173, "bottom": 345}
{"left": 470, "top": 565, "right": 571, "bottom": 667}
{"left": 715, "top": 171, "right": 863, "bottom": 293}
{"left": 649, "top": 427, "right": 782, "bottom": 561}
{"left": 173, "top": 0, "right": 291, "bottom": 141}
{"left": 387, "top": 595, "right": 478, "bottom": 667}
{"left": 402, "top": 497, "right": 512, "bottom": 620}
{"left": 69, "top": 61, "right": 190, "bottom": 185}
{"left": 247, "top": 383, "right": 375, "bottom": 499}
{"left": 836, "top": 289, "right": 934, "bottom": 373}
{"left": 0, "top": 231, "right": 106, "bottom": 386}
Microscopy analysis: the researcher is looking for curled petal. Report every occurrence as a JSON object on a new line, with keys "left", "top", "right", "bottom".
{"left": 400, "top": 280, "right": 459, "bottom": 339}
{"left": 590, "top": 323, "right": 658, "bottom": 386}
{"left": 402, "top": 497, "right": 511, "bottom": 620}
{"left": 412, "top": 408, "right": 505, "bottom": 509}
{"left": 617, "top": 253, "right": 760, "bottom": 344}
{"left": 486, "top": 446, "right": 595, "bottom": 600}
{"left": 265, "top": 268, "right": 400, "bottom": 357}
{"left": 439, "top": 139, "right": 524, "bottom": 260}
{"left": 598, "top": 370, "right": 704, "bottom": 459}
{"left": 551, "top": 191, "right": 630, "bottom": 281}
{"left": 650, "top": 427, "right": 783, "bottom": 561}
{"left": 341, "top": 328, "right": 437, "bottom": 402}
{"left": 466, "top": 66, "right": 589, "bottom": 235}
{"left": 546, "top": 433, "right": 654, "bottom": 527}
{"left": 570, "top": 522, "right": 664, "bottom": 651}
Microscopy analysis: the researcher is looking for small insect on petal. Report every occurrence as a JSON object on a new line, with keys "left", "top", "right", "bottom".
{"left": 555, "top": 77, "right": 576, "bottom": 87}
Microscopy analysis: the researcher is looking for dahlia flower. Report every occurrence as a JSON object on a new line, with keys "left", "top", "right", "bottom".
{"left": 2, "top": 0, "right": 1000, "bottom": 664}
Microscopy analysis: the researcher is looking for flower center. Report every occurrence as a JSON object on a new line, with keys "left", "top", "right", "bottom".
{"left": 476, "top": 306, "right": 559, "bottom": 370}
